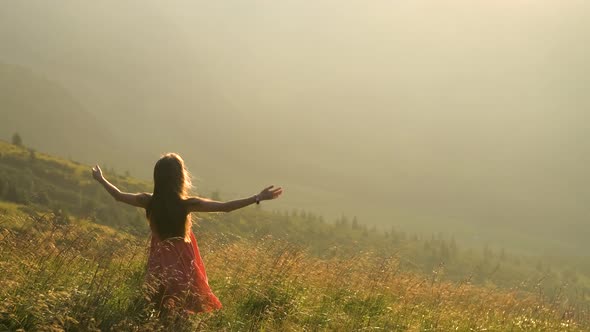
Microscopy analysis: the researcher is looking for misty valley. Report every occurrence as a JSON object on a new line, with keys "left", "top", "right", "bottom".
{"left": 1, "top": 1, "right": 590, "bottom": 330}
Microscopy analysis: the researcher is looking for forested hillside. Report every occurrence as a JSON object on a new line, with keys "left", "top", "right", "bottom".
{"left": 1, "top": 139, "right": 589, "bottom": 301}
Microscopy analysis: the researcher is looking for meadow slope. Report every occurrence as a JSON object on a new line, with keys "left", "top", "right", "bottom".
{"left": 1, "top": 213, "right": 588, "bottom": 331}
{"left": 0, "top": 140, "right": 589, "bottom": 330}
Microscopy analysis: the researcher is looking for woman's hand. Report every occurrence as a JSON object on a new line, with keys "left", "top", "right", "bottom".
{"left": 92, "top": 165, "right": 104, "bottom": 183}
{"left": 258, "top": 185, "right": 283, "bottom": 201}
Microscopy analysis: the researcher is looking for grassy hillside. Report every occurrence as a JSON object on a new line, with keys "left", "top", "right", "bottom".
{"left": 0, "top": 140, "right": 589, "bottom": 330}
{"left": 1, "top": 213, "right": 588, "bottom": 331}
{"left": 0, "top": 139, "right": 149, "bottom": 235}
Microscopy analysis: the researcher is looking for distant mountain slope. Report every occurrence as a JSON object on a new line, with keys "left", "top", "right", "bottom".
{"left": 0, "top": 63, "right": 138, "bottom": 173}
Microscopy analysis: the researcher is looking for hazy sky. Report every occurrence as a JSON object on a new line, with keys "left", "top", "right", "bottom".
{"left": 1, "top": 1, "right": 589, "bottom": 253}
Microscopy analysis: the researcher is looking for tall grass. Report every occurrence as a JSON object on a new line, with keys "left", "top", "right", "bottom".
{"left": 0, "top": 214, "right": 588, "bottom": 331}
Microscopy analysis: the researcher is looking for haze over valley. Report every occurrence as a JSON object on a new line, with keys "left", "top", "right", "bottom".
{"left": 1, "top": 0, "right": 589, "bottom": 255}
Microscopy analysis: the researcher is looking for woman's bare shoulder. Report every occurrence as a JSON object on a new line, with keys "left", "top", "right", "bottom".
{"left": 182, "top": 196, "right": 207, "bottom": 212}
{"left": 183, "top": 196, "right": 203, "bottom": 205}
{"left": 139, "top": 192, "right": 153, "bottom": 207}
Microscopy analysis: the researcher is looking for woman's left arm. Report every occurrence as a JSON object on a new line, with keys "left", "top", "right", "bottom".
{"left": 186, "top": 185, "right": 283, "bottom": 213}
{"left": 92, "top": 165, "right": 151, "bottom": 208}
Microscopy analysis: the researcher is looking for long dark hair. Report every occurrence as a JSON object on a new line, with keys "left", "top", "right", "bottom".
{"left": 146, "top": 153, "right": 192, "bottom": 241}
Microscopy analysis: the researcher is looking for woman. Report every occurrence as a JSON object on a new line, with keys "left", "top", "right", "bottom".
{"left": 91, "top": 153, "right": 283, "bottom": 313}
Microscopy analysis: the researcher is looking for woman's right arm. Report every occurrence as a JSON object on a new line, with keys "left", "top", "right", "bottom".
{"left": 92, "top": 165, "right": 151, "bottom": 208}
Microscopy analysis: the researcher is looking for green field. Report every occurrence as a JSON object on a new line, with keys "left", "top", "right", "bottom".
{"left": 1, "top": 141, "right": 589, "bottom": 331}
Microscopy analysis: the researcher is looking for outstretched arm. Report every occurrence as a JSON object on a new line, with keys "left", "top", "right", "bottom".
{"left": 92, "top": 165, "right": 151, "bottom": 208}
{"left": 186, "top": 185, "right": 283, "bottom": 213}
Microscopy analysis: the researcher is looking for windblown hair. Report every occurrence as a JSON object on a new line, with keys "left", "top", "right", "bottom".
{"left": 146, "top": 153, "right": 192, "bottom": 242}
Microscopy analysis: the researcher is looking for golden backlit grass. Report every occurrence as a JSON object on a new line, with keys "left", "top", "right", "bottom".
{"left": 0, "top": 214, "right": 588, "bottom": 331}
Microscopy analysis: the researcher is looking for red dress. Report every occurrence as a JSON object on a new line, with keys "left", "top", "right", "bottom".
{"left": 145, "top": 230, "right": 222, "bottom": 313}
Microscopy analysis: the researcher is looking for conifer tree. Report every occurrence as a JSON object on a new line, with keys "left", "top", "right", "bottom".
{"left": 11, "top": 132, "right": 23, "bottom": 146}
{"left": 351, "top": 216, "right": 359, "bottom": 229}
